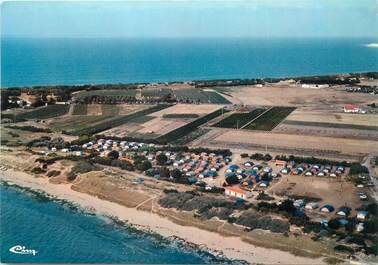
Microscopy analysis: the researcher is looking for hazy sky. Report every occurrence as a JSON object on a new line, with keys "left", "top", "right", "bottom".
{"left": 2, "top": 0, "right": 378, "bottom": 38}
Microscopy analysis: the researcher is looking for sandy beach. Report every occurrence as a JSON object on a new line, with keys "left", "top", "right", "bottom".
{"left": 1, "top": 168, "right": 325, "bottom": 265}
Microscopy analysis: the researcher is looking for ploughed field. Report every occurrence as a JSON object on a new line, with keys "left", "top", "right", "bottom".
{"left": 274, "top": 109, "right": 378, "bottom": 141}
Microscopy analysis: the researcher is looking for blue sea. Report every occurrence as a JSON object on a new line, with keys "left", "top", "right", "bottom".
{"left": 1, "top": 37, "right": 378, "bottom": 88}
{"left": 0, "top": 183, "right": 228, "bottom": 264}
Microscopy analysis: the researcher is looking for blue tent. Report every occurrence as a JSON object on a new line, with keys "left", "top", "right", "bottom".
{"left": 228, "top": 164, "right": 239, "bottom": 171}
{"left": 337, "top": 207, "right": 351, "bottom": 215}
{"left": 188, "top": 177, "right": 197, "bottom": 184}
{"left": 293, "top": 210, "right": 306, "bottom": 217}
{"left": 234, "top": 198, "right": 245, "bottom": 205}
{"left": 246, "top": 169, "right": 258, "bottom": 176}
{"left": 225, "top": 172, "right": 236, "bottom": 178}
{"left": 321, "top": 219, "right": 329, "bottom": 227}
{"left": 320, "top": 204, "right": 335, "bottom": 212}
{"left": 207, "top": 171, "right": 217, "bottom": 177}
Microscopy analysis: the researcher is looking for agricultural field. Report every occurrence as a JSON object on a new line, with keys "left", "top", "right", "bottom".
{"left": 273, "top": 108, "right": 378, "bottom": 140}
{"left": 174, "top": 89, "right": 231, "bottom": 104}
{"left": 71, "top": 104, "right": 149, "bottom": 116}
{"left": 275, "top": 122, "right": 378, "bottom": 141}
{"left": 50, "top": 115, "right": 114, "bottom": 133}
{"left": 244, "top": 107, "right": 296, "bottom": 131}
{"left": 163, "top": 114, "right": 199, "bottom": 119}
{"left": 118, "top": 105, "right": 151, "bottom": 115}
{"left": 49, "top": 104, "right": 169, "bottom": 136}
{"left": 213, "top": 108, "right": 266, "bottom": 129}
{"left": 286, "top": 110, "right": 378, "bottom": 127}
{"left": 13, "top": 105, "right": 70, "bottom": 120}
{"left": 202, "top": 91, "right": 231, "bottom": 104}
{"left": 71, "top": 104, "right": 87, "bottom": 115}
{"left": 101, "top": 104, "right": 119, "bottom": 116}
{"left": 103, "top": 104, "right": 223, "bottom": 140}
{"left": 86, "top": 104, "right": 103, "bottom": 115}
{"left": 196, "top": 129, "right": 378, "bottom": 160}
{"left": 141, "top": 88, "right": 172, "bottom": 97}
{"left": 223, "top": 82, "right": 377, "bottom": 106}
{"left": 73, "top": 87, "right": 230, "bottom": 104}
{"left": 74, "top": 89, "right": 138, "bottom": 99}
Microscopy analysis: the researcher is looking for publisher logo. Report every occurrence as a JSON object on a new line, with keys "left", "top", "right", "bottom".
{"left": 9, "top": 245, "right": 37, "bottom": 256}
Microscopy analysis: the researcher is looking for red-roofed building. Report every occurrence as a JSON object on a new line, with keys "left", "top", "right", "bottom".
{"left": 344, "top": 105, "right": 360, "bottom": 113}
{"left": 225, "top": 186, "right": 252, "bottom": 200}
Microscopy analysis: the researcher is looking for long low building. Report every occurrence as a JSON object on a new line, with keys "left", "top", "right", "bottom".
{"left": 225, "top": 186, "right": 252, "bottom": 200}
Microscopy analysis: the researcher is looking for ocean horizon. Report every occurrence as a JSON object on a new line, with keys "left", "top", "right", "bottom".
{"left": 0, "top": 182, "right": 231, "bottom": 264}
{"left": 2, "top": 37, "right": 378, "bottom": 88}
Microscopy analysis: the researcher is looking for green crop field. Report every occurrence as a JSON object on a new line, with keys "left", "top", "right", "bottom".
{"left": 202, "top": 91, "right": 231, "bottom": 104}
{"left": 74, "top": 89, "right": 138, "bottom": 99}
{"left": 162, "top": 113, "right": 199, "bottom": 119}
{"left": 127, "top": 115, "right": 155, "bottom": 124}
{"left": 174, "top": 89, "right": 231, "bottom": 104}
{"left": 244, "top": 107, "right": 296, "bottom": 131}
{"left": 16, "top": 105, "right": 70, "bottom": 120}
{"left": 157, "top": 108, "right": 225, "bottom": 143}
{"left": 72, "top": 104, "right": 87, "bottom": 115}
{"left": 214, "top": 108, "right": 266, "bottom": 129}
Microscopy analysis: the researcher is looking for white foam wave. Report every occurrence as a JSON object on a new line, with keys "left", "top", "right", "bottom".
{"left": 365, "top": 43, "right": 378, "bottom": 48}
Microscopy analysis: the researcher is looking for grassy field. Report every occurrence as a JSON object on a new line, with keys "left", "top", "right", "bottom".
{"left": 1, "top": 125, "right": 49, "bottom": 146}
{"left": 214, "top": 108, "right": 266, "bottom": 128}
{"left": 245, "top": 107, "right": 296, "bottom": 131}
{"left": 74, "top": 89, "right": 138, "bottom": 99}
{"left": 16, "top": 105, "right": 70, "bottom": 120}
{"left": 72, "top": 104, "right": 87, "bottom": 115}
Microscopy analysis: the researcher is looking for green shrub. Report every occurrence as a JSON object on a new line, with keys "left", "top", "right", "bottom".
{"left": 6, "top": 125, "right": 52, "bottom": 133}
{"left": 47, "top": 170, "right": 61, "bottom": 177}
{"left": 31, "top": 167, "right": 46, "bottom": 174}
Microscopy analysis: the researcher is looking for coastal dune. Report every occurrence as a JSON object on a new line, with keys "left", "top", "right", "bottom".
{"left": 1, "top": 169, "right": 325, "bottom": 264}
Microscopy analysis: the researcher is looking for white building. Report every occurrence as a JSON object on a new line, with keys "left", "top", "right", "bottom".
{"left": 225, "top": 186, "right": 252, "bottom": 200}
